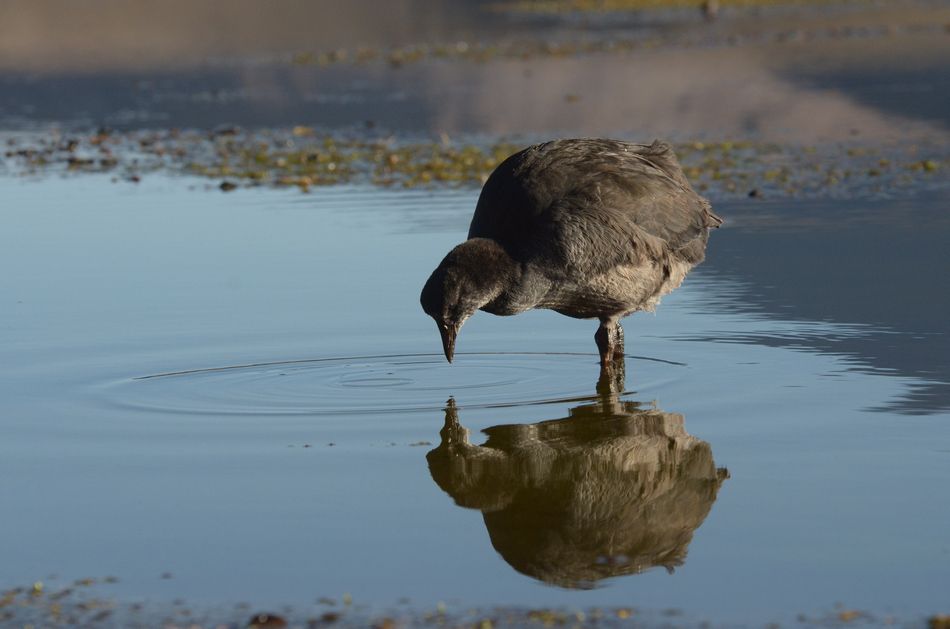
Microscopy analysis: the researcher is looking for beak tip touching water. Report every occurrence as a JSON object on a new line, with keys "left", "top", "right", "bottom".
{"left": 438, "top": 322, "right": 457, "bottom": 364}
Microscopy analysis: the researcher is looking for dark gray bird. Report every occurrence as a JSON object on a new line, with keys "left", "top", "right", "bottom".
{"left": 420, "top": 138, "right": 722, "bottom": 366}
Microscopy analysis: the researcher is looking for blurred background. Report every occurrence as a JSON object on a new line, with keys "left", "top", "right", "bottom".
{"left": 2, "top": 0, "right": 947, "bottom": 142}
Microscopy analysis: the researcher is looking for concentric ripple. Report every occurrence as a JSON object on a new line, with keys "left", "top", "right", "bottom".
{"left": 100, "top": 352, "right": 684, "bottom": 417}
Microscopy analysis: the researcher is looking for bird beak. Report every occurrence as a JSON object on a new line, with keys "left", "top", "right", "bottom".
{"left": 438, "top": 321, "right": 459, "bottom": 363}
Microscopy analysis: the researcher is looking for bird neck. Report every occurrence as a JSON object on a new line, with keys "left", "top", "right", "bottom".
{"left": 457, "top": 239, "right": 555, "bottom": 316}
{"left": 451, "top": 238, "right": 519, "bottom": 309}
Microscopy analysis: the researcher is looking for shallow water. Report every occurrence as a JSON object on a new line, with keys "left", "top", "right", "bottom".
{"left": 1, "top": 176, "right": 949, "bottom": 622}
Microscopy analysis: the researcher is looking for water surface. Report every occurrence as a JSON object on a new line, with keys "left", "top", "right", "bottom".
{"left": 1, "top": 176, "right": 948, "bottom": 622}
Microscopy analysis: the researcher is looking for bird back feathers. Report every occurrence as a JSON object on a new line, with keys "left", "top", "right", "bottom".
{"left": 469, "top": 138, "right": 720, "bottom": 277}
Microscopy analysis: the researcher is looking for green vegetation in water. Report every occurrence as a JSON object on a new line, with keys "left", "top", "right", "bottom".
{"left": 181, "top": 129, "right": 525, "bottom": 191}
{"left": 2, "top": 128, "right": 946, "bottom": 202}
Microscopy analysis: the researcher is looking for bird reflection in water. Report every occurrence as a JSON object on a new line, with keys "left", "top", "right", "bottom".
{"left": 426, "top": 370, "right": 728, "bottom": 589}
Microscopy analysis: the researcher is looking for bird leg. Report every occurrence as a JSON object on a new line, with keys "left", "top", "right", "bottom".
{"left": 596, "top": 356, "right": 626, "bottom": 397}
{"left": 612, "top": 322, "right": 625, "bottom": 361}
{"left": 594, "top": 319, "right": 626, "bottom": 367}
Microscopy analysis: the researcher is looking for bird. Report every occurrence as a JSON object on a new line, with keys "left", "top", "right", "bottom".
{"left": 420, "top": 138, "right": 722, "bottom": 367}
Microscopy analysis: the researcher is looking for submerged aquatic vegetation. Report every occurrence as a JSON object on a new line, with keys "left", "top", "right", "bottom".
{"left": 1, "top": 128, "right": 946, "bottom": 201}
{"left": 2, "top": 128, "right": 524, "bottom": 191}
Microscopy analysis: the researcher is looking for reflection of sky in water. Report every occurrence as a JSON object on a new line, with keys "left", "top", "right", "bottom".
{"left": 689, "top": 195, "right": 950, "bottom": 415}
{"left": 0, "top": 177, "right": 948, "bottom": 620}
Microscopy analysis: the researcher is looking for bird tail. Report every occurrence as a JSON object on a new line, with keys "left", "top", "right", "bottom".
{"left": 641, "top": 140, "right": 723, "bottom": 229}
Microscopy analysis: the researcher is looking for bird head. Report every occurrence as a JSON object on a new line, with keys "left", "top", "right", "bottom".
{"left": 420, "top": 239, "right": 512, "bottom": 363}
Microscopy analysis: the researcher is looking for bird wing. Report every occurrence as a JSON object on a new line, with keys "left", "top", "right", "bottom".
{"left": 468, "top": 139, "right": 719, "bottom": 277}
